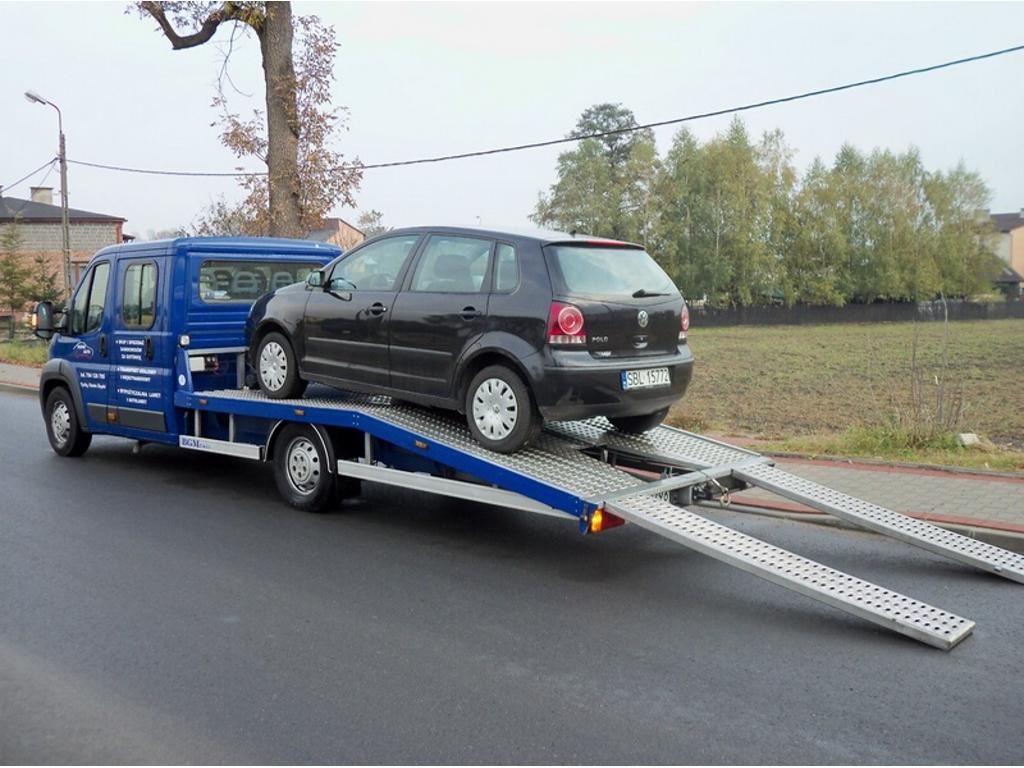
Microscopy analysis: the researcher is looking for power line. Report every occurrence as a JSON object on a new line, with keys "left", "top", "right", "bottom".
{"left": 1, "top": 158, "right": 58, "bottom": 194}
{"left": 68, "top": 41, "right": 1024, "bottom": 178}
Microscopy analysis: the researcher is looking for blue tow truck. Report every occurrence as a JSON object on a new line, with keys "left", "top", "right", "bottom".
{"left": 31, "top": 236, "right": 1024, "bottom": 651}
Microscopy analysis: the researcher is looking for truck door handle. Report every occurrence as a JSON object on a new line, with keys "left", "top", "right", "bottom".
{"left": 460, "top": 306, "right": 482, "bottom": 320}
{"left": 368, "top": 303, "right": 388, "bottom": 316}
{"left": 99, "top": 334, "right": 107, "bottom": 357}
{"left": 144, "top": 337, "right": 153, "bottom": 360}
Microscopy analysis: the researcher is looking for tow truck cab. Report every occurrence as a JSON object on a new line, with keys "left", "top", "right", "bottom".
{"left": 37, "top": 237, "right": 338, "bottom": 445}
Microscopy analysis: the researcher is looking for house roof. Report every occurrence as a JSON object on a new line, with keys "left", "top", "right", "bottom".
{"left": 307, "top": 216, "right": 365, "bottom": 242}
{"left": 0, "top": 195, "right": 125, "bottom": 224}
{"left": 995, "top": 264, "right": 1023, "bottom": 285}
{"left": 991, "top": 212, "right": 1024, "bottom": 233}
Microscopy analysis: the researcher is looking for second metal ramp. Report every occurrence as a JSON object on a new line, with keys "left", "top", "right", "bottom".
{"left": 606, "top": 493, "right": 974, "bottom": 650}
{"left": 735, "top": 463, "right": 1024, "bottom": 585}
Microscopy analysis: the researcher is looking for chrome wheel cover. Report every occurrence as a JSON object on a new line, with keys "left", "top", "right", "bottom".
{"left": 51, "top": 401, "right": 71, "bottom": 447}
{"left": 472, "top": 377, "right": 518, "bottom": 441}
{"left": 285, "top": 436, "right": 321, "bottom": 496}
{"left": 259, "top": 340, "right": 288, "bottom": 391}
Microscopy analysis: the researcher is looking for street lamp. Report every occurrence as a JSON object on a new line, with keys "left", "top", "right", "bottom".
{"left": 25, "top": 90, "right": 72, "bottom": 297}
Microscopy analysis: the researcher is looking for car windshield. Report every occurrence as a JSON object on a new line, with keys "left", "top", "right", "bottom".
{"left": 544, "top": 245, "right": 677, "bottom": 299}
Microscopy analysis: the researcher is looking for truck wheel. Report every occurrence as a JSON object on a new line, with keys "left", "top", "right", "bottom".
{"left": 465, "top": 365, "right": 541, "bottom": 453}
{"left": 256, "top": 332, "right": 307, "bottom": 399}
{"left": 273, "top": 424, "right": 336, "bottom": 513}
{"left": 608, "top": 407, "right": 670, "bottom": 434}
{"left": 45, "top": 387, "right": 92, "bottom": 457}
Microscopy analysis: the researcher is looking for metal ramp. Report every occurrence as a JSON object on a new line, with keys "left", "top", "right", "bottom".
{"left": 551, "top": 420, "right": 1024, "bottom": 586}
{"left": 182, "top": 388, "right": 1020, "bottom": 649}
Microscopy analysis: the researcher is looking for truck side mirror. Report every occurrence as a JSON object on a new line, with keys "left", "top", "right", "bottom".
{"left": 306, "top": 270, "right": 324, "bottom": 288}
{"left": 32, "top": 301, "right": 55, "bottom": 340}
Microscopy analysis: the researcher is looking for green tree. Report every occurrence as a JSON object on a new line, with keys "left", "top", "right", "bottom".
{"left": 0, "top": 222, "right": 31, "bottom": 338}
{"left": 356, "top": 209, "right": 390, "bottom": 238}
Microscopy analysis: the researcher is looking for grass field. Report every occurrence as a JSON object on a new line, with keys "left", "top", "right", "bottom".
{"left": 0, "top": 339, "right": 49, "bottom": 367}
{"left": 670, "top": 318, "right": 1024, "bottom": 471}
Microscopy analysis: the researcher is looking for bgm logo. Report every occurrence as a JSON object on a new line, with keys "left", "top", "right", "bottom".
{"left": 72, "top": 341, "right": 94, "bottom": 360}
{"left": 637, "top": 310, "right": 649, "bottom": 328}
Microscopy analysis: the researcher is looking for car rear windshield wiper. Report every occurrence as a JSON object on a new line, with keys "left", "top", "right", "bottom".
{"left": 632, "top": 288, "right": 668, "bottom": 298}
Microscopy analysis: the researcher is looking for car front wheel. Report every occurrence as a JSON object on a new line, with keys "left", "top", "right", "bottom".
{"left": 608, "top": 407, "right": 670, "bottom": 434}
{"left": 256, "top": 331, "right": 307, "bottom": 399}
{"left": 465, "top": 365, "right": 541, "bottom": 453}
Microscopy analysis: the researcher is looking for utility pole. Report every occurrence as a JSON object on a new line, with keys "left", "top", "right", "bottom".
{"left": 25, "top": 90, "right": 73, "bottom": 297}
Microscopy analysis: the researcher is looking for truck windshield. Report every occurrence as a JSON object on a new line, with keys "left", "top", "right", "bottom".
{"left": 198, "top": 260, "right": 322, "bottom": 303}
{"left": 544, "top": 245, "right": 677, "bottom": 299}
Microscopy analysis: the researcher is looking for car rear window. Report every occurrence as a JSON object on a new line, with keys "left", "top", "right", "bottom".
{"left": 544, "top": 245, "right": 676, "bottom": 298}
{"left": 198, "top": 260, "right": 322, "bottom": 303}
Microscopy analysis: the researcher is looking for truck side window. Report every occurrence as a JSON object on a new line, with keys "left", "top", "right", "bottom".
{"left": 68, "top": 262, "right": 110, "bottom": 336}
{"left": 122, "top": 262, "right": 158, "bottom": 329}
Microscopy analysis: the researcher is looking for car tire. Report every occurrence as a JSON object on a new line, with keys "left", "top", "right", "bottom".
{"left": 45, "top": 386, "right": 92, "bottom": 457}
{"left": 273, "top": 423, "right": 336, "bottom": 512}
{"left": 465, "top": 365, "right": 541, "bottom": 453}
{"left": 256, "top": 331, "right": 307, "bottom": 399}
{"left": 608, "top": 407, "right": 670, "bottom": 434}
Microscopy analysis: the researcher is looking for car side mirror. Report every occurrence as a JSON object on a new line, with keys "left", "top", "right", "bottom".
{"left": 32, "top": 301, "right": 55, "bottom": 340}
{"left": 306, "top": 270, "right": 324, "bottom": 288}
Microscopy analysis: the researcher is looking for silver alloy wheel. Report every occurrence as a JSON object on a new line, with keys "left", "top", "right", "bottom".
{"left": 51, "top": 401, "right": 71, "bottom": 447}
{"left": 472, "top": 377, "right": 518, "bottom": 441}
{"left": 259, "top": 340, "right": 288, "bottom": 392}
{"left": 285, "top": 436, "right": 321, "bottom": 496}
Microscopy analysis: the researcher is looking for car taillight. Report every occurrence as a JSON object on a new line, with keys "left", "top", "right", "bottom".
{"left": 548, "top": 302, "right": 586, "bottom": 346}
{"left": 679, "top": 304, "right": 690, "bottom": 341}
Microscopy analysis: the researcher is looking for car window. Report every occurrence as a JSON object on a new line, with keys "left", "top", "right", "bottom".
{"left": 493, "top": 244, "right": 519, "bottom": 292}
{"left": 122, "top": 261, "right": 158, "bottom": 329}
{"left": 85, "top": 262, "right": 111, "bottom": 334}
{"left": 410, "top": 235, "right": 493, "bottom": 293}
{"left": 329, "top": 235, "right": 419, "bottom": 292}
{"left": 69, "top": 267, "right": 94, "bottom": 336}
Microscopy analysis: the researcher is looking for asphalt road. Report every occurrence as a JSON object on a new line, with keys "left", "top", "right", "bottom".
{"left": 2, "top": 389, "right": 1023, "bottom": 764}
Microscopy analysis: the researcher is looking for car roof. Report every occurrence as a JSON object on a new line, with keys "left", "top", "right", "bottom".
{"left": 378, "top": 225, "right": 643, "bottom": 249}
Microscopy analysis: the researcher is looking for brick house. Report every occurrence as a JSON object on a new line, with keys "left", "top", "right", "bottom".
{"left": 991, "top": 210, "right": 1024, "bottom": 277}
{"left": 307, "top": 217, "right": 365, "bottom": 251}
{"left": 0, "top": 186, "right": 127, "bottom": 293}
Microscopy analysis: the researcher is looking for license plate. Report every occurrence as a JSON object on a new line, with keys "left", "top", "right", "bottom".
{"left": 621, "top": 367, "right": 671, "bottom": 390}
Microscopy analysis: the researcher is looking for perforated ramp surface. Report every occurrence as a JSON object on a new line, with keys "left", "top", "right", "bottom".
{"left": 606, "top": 493, "right": 975, "bottom": 650}
{"left": 736, "top": 463, "right": 1024, "bottom": 585}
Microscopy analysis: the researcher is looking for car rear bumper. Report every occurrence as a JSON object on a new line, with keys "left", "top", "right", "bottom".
{"left": 532, "top": 345, "right": 694, "bottom": 422}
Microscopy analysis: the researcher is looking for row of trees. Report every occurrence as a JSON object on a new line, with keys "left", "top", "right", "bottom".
{"left": 533, "top": 105, "right": 1002, "bottom": 306}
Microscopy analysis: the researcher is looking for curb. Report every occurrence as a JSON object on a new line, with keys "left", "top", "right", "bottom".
{"left": 0, "top": 381, "right": 37, "bottom": 396}
{"left": 701, "top": 500, "right": 1024, "bottom": 555}
{"left": 765, "top": 450, "right": 1024, "bottom": 481}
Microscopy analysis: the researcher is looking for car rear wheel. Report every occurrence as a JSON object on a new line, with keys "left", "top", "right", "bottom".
{"left": 465, "top": 365, "right": 541, "bottom": 453}
{"left": 608, "top": 407, "right": 670, "bottom": 434}
{"left": 273, "top": 424, "right": 336, "bottom": 512}
{"left": 256, "top": 331, "right": 307, "bottom": 399}
{"left": 45, "top": 387, "right": 92, "bottom": 457}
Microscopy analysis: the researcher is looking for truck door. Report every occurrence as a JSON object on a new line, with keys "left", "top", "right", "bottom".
{"left": 60, "top": 260, "right": 113, "bottom": 430}
{"left": 110, "top": 257, "right": 168, "bottom": 433}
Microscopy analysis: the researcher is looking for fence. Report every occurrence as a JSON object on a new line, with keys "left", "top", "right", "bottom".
{"left": 690, "top": 299, "right": 1024, "bottom": 327}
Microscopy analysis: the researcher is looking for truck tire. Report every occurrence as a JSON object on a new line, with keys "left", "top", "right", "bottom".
{"left": 45, "top": 386, "right": 92, "bottom": 457}
{"left": 256, "top": 332, "right": 307, "bottom": 399}
{"left": 608, "top": 407, "right": 670, "bottom": 434}
{"left": 273, "top": 423, "right": 336, "bottom": 513}
{"left": 464, "top": 365, "right": 541, "bottom": 453}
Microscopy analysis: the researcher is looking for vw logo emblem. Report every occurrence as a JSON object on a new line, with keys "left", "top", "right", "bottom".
{"left": 637, "top": 310, "right": 649, "bottom": 328}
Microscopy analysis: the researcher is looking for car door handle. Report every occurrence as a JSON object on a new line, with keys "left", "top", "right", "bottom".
{"left": 367, "top": 302, "right": 388, "bottom": 316}
{"left": 144, "top": 337, "right": 154, "bottom": 360}
{"left": 460, "top": 306, "right": 482, "bottom": 320}
{"left": 99, "top": 334, "right": 107, "bottom": 357}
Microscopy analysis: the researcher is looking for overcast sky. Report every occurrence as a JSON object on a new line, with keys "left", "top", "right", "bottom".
{"left": 1, "top": 1, "right": 1022, "bottom": 237}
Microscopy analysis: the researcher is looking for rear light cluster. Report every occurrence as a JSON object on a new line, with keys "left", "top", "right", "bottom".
{"left": 679, "top": 304, "right": 690, "bottom": 341}
{"left": 548, "top": 302, "right": 586, "bottom": 346}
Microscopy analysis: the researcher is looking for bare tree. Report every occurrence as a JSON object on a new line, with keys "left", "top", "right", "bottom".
{"left": 136, "top": 2, "right": 361, "bottom": 237}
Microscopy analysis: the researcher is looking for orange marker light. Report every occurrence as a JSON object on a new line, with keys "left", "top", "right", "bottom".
{"left": 588, "top": 507, "right": 626, "bottom": 534}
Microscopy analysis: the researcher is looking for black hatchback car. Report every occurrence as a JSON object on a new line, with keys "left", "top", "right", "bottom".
{"left": 246, "top": 226, "right": 694, "bottom": 452}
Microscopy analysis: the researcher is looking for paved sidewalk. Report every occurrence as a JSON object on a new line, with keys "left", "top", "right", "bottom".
{"left": 3, "top": 360, "right": 1022, "bottom": 541}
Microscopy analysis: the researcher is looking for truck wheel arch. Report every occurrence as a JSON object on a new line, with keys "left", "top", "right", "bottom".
{"left": 265, "top": 420, "right": 336, "bottom": 474}
{"left": 39, "top": 361, "right": 90, "bottom": 434}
